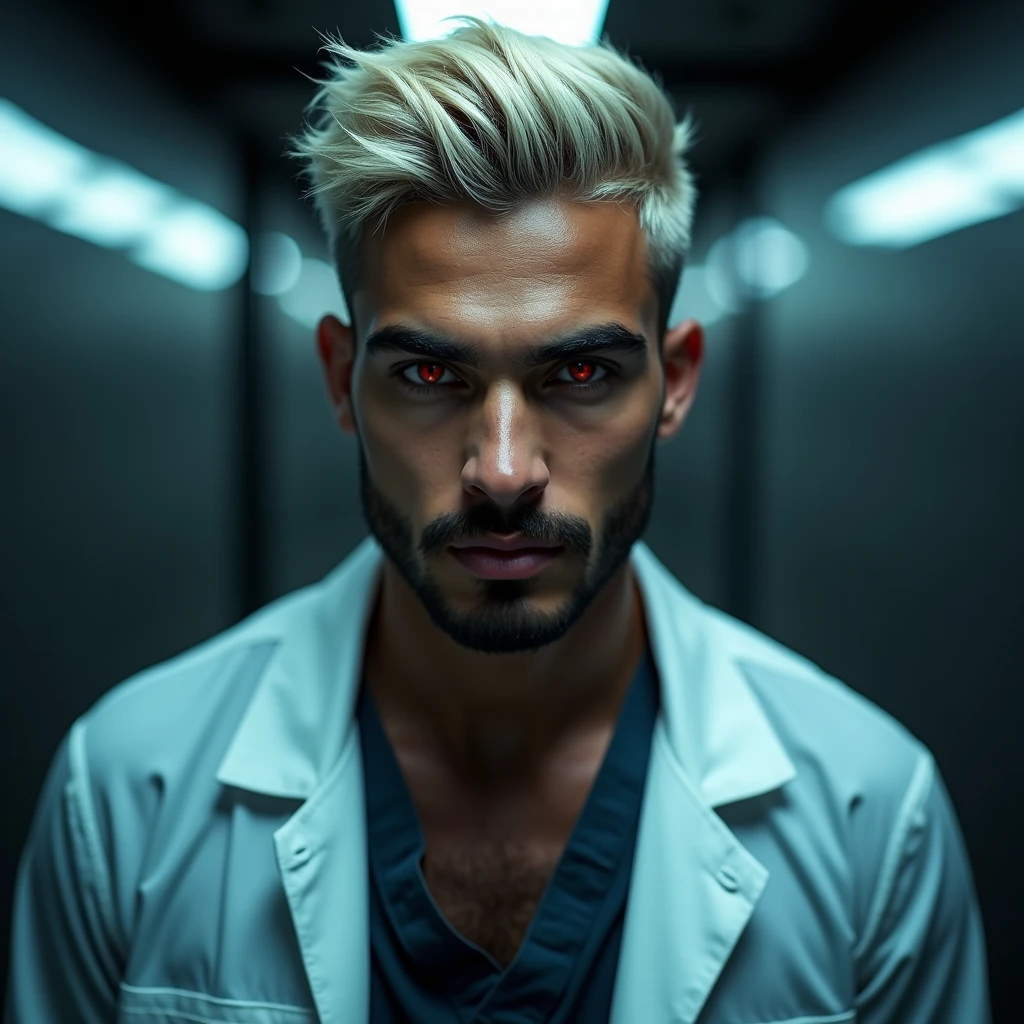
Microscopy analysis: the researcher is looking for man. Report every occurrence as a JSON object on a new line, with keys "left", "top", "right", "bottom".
{"left": 5, "top": 17, "right": 990, "bottom": 1024}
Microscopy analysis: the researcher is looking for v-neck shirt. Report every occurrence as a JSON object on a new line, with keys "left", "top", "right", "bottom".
{"left": 356, "top": 642, "right": 660, "bottom": 1023}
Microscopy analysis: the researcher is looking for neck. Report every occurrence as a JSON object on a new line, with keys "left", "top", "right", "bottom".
{"left": 363, "top": 559, "right": 648, "bottom": 789}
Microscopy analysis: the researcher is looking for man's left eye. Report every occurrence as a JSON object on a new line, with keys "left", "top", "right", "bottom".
{"left": 553, "top": 361, "right": 612, "bottom": 386}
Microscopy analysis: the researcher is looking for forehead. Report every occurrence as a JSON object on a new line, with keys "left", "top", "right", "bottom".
{"left": 356, "top": 196, "right": 657, "bottom": 338}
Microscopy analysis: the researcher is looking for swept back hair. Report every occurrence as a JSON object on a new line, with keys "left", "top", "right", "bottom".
{"left": 287, "top": 16, "right": 697, "bottom": 342}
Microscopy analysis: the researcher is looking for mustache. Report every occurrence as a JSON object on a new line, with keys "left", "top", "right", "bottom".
{"left": 423, "top": 509, "right": 590, "bottom": 555}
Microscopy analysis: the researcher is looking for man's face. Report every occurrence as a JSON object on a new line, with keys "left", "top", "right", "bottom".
{"left": 330, "top": 196, "right": 688, "bottom": 655}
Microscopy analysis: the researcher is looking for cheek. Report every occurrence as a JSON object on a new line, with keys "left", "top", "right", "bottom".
{"left": 599, "top": 425, "right": 654, "bottom": 490}
{"left": 361, "top": 409, "right": 453, "bottom": 505}
{"left": 358, "top": 372, "right": 457, "bottom": 459}
{"left": 553, "top": 405, "right": 657, "bottom": 498}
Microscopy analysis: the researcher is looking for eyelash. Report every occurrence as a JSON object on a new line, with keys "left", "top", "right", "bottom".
{"left": 394, "top": 359, "right": 617, "bottom": 395}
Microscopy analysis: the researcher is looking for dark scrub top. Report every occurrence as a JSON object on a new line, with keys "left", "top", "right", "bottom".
{"left": 356, "top": 642, "right": 661, "bottom": 1024}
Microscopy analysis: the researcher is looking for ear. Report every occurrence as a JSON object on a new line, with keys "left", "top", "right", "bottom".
{"left": 656, "top": 318, "right": 704, "bottom": 442}
{"left": 316, "top": 314, "right": 358, "bottom": 435}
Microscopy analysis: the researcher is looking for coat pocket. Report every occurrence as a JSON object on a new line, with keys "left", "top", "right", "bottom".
{"left": 739, "top": 1012, "right": 856, "bottom": 1024}
{"left": 117, "top": 982, "right": 317, "bottom": 1024}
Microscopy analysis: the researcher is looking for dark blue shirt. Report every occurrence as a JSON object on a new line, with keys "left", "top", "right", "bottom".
{"left": 356, "top": 643, "right": 660, "bottom": 1024}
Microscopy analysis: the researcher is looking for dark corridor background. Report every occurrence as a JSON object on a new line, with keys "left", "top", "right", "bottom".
{"left": 2, "top": 0, "right": 1022, "bottom": 1018}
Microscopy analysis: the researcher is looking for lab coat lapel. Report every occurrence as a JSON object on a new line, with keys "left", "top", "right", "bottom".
{"left": 273, "top": 727, "right": 370, "bottom": 1024}
{"left": 608, "top": 724, "right": 770, "bottom": 1024}
{"left": 608, "top": 542, "right": 796, "bottom": 1023}
{"left": 217, "top": 537, "right": 383, "bottom": 1024}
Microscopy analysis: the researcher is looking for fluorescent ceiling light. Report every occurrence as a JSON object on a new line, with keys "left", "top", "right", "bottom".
{"left": 668, "top": 266, "right": 726, "bottom": 328}
{"left": 704, "top": 217, "right": 809, "bottom": 310}
{"left": 130, "top": 202, "right": 249, "bottom": 292}
{"left": 732, "top": 217, "right": 809, "bottom": 298}
{"left": 0, "top": 97, "right": 248, "bottom": 290}
{"left": 276, "top": 258, "right": 349, "bottom": 329}
{"left": 252, "top": 231, "right": 303, "bottom": 295}
{"left": 394, "top": 0, "right": 611, "bottom": 44}
{"left": 0, "top": 99, "right": 96, "bottom": 216}
{"left": 704, "top": 236, "right": 743, "bottom": 315}
{"left": 825, "top": 106, "right": 1024, "bottom": 248}
{"left": 47, "top": 162, "right": 177, "bottom": 248}
{"left": 963, "top": 107, "right": 1024, "bottom": 195}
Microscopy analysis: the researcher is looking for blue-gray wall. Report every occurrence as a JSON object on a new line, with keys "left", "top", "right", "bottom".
{"left": 0, "top": 0, "right": 243, "bottom": 994}
{"left": 749, "top": 1, "right": 1023, "bottom": 1015}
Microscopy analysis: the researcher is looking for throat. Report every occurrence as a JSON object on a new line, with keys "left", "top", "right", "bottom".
{"left": 457, "top": 720, "right": 544, "bottom": 788}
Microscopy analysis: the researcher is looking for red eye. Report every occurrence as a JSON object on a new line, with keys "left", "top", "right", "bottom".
{"left": 398, "top": 358, "right": 614, "bottom": 393}
{"left": 416, "top": 363, "right": 445, "bottom": 384}
{"left": 567, "top": 361, "right": 597, "bottom": 383}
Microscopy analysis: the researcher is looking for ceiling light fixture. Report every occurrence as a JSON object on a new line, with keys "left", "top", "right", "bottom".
{"left": 702, "top": 217, "right": 809, "bottom": 313}
{"left": 275, "top": 258, "right": 349, "bottom": 329}
{"left": 252, "top": 231, "right": 304, "bottom": 296}
{"left": 0, "top": 98, "right": 248, "bottom": 291}
{"left": 824, "top": 106, "right": 1024, "bottom": 248}
{"left": 393, "top": 0, "right": 612, "bottom": 44}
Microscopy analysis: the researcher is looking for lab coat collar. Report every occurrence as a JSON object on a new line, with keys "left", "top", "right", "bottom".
{"left": 216, "top": 534, "right": 796, "bottom": 809}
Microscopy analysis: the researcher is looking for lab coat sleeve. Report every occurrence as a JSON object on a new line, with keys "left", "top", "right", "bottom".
{"left": 853, "top": 751, "right": 992, "bottom": 1023}
{"left": 4, "top": 722, "right": 123, "bottom": 1024}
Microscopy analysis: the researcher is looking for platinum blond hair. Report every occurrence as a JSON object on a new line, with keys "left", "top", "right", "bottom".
{"left": 287, "top": 16, "right": 697, "bottom": 338}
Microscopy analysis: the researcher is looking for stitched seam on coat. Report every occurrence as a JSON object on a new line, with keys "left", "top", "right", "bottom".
{"left": 121, "top": 1011, "right": 253, "bottom": 1024}
{"left": 121, "top": 1010, "right": 309, "bottom": 1024}
{"left": 67, "top": 718, "right": 121, "bottom": 952}
{"left": 745, "top": 1011, "right": 856, "bottom": 1024}
{"left": 854, "top": 751, "right": 934, "bottom": 959}
{"left": 118, "top": 982, "right": 313, "bottom": 1015}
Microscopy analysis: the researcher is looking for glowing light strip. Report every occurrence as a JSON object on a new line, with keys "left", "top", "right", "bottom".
{"left": 393, "top": 0, "right": 611, "bottom": 45}
{"left": 825, "top": 107, "right": 1024, "bottom": 248}
{"left": 0, "top": 98, "right": 248, "bottom": 290}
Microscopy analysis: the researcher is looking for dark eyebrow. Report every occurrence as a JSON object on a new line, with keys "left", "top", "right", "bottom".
{"left": 363, "top": 321, "right": 648, "bottom": 369}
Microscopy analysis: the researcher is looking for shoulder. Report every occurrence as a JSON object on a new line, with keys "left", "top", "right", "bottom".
{"left": 69, "top": 577, "right": 327, "bottom": 827}
{"left": 706, "top": 603, "right": 930, "bottom": 795}
{"left": 701, "top": 605, "right": 946, "bottom": 943}
{"left": 79, "top": 618, "right": 274, "bottom": 785}
{"left": 50, "top": 580, "right": 330, "bottom": 941}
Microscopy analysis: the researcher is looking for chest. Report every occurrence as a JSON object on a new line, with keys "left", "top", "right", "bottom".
{"left": 406, "top": 767, "right": 602, "bottom": 967}
{"left": 375, "top": 711, "right": 617, "bottom": 965}
{"left": 419, "top": 831, "right": 562, "bottom": 967}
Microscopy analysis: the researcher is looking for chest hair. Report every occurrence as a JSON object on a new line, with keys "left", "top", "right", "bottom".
{"left": 420, "top": 836, "right": 563, "bottom": 969}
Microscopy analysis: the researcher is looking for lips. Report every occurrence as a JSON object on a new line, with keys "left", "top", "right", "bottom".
{"left": 449, "top": 544, "right": 563, "bottom": 579}
{"left": 450, "top": 534, "right": 560, "bottom": 553}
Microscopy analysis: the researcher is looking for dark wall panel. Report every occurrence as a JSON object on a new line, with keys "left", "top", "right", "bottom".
{"left": 751, "top": 1, "right": 1023, "bottom": 1016}
{"left": 0, "top": 1, "right": 243, "bottom": 998}
{"left": 254, "top": 179, "right": 364, "bottom": 601}
{"left": 646, "top": 186, "right": 747, "bottom": 613}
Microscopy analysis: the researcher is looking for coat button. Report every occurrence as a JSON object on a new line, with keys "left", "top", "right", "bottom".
{"left": 716, "top": 866, "right": 740, "bottom": 892}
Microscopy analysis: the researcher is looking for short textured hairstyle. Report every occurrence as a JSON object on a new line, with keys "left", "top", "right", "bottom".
{"left": 287, "top": 16, "right": 697, "bottom": 342}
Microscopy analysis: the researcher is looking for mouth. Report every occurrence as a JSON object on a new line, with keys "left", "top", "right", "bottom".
{"left": 449, "top": 545, "right": 564, "bottom": 580}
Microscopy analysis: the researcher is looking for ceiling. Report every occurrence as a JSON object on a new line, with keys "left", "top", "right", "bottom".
{"left": 80, "top": 0, "right": 947, "bottom": 184}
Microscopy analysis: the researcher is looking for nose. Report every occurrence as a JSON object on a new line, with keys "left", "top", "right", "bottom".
{"left": 461, "top": 380, "right": 550, "bottom": 509}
